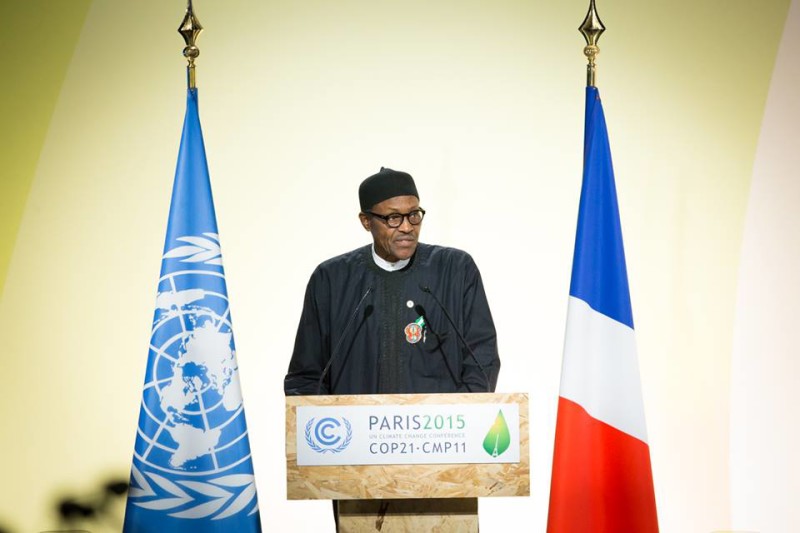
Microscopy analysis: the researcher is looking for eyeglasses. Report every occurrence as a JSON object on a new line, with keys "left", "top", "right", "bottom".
{"left": 365, "top": 208, "right": 426, "bottom": 228}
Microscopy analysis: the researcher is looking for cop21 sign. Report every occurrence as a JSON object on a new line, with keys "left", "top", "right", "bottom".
{"left": 296, "top": 403, "right": 521, "bottom": 466}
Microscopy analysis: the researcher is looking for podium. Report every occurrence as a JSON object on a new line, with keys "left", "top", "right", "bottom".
{"left": 286, "top": 392, "right": 529, "bottom": 532}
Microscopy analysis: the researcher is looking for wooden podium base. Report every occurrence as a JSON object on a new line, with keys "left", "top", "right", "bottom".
{"left": 336, "top": 498, "right": 478, "bottom": 532}
{"left": 287, "top": 394, "right": 529, "bottom": 531}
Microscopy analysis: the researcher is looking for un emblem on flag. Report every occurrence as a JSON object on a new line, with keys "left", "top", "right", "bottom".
{"left": 125, "top": 89, "right": 261, "bottom": 528}
{"left": 135, "top": 268, "right": 249, "bottom": 475}
{"left": 128, "top": 235, "right": 258, "bottom": 520}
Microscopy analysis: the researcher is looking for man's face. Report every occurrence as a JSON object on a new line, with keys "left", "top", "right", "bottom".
{"left": 359, "top": 195, "right": 422, "bottom": 263}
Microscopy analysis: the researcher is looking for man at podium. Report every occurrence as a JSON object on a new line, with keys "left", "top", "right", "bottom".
{"left": 284, "top": 167, "right": 500, "bottom": 396}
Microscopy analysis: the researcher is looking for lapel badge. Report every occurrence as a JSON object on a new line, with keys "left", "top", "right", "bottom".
{"left": 404, "top": 316, "right": 425, "bottom": 344}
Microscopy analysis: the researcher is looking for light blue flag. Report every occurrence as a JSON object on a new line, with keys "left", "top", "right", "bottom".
{"left": 124, "top": 89, "right": 261, "bottom": 532}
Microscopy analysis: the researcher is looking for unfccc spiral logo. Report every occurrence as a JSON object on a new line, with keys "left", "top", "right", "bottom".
{"left": 304, "top": 417, "right": 353, "bottom": 454}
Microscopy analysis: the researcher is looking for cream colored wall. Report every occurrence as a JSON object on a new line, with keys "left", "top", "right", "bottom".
{"left": 0, "top": 1, "right": 792, "bottom": 531}
{"left": 730, "top": 2, "right": 800, "bottom": 531}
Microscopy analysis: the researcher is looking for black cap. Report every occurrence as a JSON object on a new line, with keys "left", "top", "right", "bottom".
{"left": 359, "top": 167, "right": 418, "bottom": 211}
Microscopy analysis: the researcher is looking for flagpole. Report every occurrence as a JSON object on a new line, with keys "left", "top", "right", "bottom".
{"left": 178, "top": 0, "right": 203, "bottom": 89}
{"left": 579, "top": 0, "right": 605, "bottom": 87}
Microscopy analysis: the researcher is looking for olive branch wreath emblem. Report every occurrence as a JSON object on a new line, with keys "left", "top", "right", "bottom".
{"left": 163, "top": 233, "right": 223, "bottom": 265}
{"left": 305, "top": 417, "right": 353, "bottom": 454}
{"left": 128, "top": 464, "right": 258, "bottom": 520}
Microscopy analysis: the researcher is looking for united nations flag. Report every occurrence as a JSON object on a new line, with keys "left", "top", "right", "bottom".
{"left": 123, "top": 88, "right": 261, "bottom": 532}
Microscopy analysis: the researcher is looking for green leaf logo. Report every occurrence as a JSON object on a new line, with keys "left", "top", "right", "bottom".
{"left": 482, "top": 409, "right": 511, "bottom": 457}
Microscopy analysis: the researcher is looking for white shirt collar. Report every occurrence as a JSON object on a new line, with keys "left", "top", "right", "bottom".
{"left": 371, "top": 244, "right": 410, "bottom": 272}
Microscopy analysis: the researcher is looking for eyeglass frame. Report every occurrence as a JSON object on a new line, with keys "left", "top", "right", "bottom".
{"left": 363, "top": 208, "right": 426, "bottom": 228}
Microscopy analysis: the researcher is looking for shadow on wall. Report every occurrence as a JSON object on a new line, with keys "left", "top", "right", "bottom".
{"left": 0, "top": 473, "right": 129, "bottom": 533}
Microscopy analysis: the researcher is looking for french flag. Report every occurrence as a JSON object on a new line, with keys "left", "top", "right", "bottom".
{"left": 547, "top": 87, "right": 659, "bottom": 532}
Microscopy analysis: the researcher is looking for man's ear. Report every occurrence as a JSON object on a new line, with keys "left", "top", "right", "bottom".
{"left": 358, "top": 213, "right": 371, "bottom": 231}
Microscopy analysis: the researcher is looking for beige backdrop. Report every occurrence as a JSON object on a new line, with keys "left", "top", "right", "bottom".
{"left": 0, "top": 1, "right": 796, "bottom": 532}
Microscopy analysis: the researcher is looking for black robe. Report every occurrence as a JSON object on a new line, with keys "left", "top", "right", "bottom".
{"left": 284, "top": 243, "right": 500, "bottom": 395}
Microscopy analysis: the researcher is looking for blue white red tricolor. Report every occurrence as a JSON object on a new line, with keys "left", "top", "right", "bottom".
{"left": 547, "top": 86, "right": 659, "bottom": 532}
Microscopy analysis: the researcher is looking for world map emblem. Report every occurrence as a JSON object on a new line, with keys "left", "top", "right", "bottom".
{"left": 129, "top": 234, "right": 258, "bottom": 520}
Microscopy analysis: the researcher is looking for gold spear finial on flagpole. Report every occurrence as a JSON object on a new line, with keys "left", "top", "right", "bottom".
{"left": 579, "top": 0, "right": 605, "bottom": 87}
{"left": 178, "top": 0, "right": 203, "bottom": 89}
